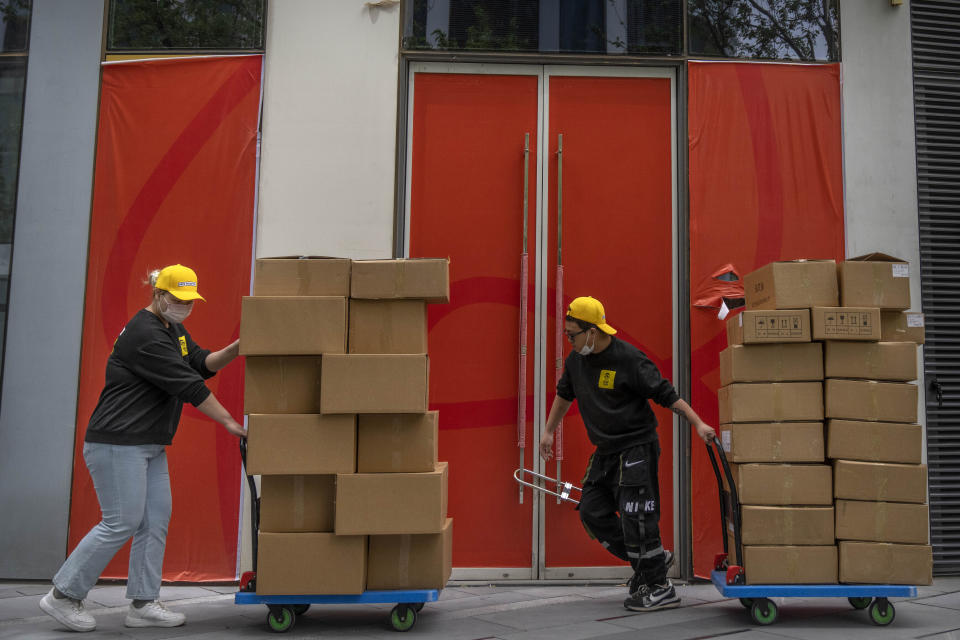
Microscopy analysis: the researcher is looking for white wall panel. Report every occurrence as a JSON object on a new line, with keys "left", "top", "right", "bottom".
{"left": 257, "top": 0, "right": 400, "bottom": 258}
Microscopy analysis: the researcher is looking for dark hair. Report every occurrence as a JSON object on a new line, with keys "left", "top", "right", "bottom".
{"left": 566, "top": 315, "right": 596, "bottom": 332}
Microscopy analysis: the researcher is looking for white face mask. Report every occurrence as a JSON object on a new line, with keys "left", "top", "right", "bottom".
{"left": 158, "top": 294, "right": 193, "bottom": 324}
{"left": 578, "top": 331, "right": 596, "bottom": 356}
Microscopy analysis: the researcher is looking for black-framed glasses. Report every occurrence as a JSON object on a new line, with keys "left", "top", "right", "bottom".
{"left": 565, "top": 329, "right": 586, "bottom": 343}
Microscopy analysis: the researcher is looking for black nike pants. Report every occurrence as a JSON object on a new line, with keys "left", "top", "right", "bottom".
{"left": 577, "top": 440, "right": 667, "bottom": 587}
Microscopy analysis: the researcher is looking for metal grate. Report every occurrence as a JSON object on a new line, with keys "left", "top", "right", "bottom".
{"left": 913, "top": 0, "right": 960, "bottom": 577}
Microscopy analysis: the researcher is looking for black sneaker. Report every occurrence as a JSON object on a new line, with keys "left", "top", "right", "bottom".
{"left": 624, "top": 580, "right": 681, "bottom": 612}
{"left": 626, "top": 550, "right": 674, "bottom": 595}
{"left": 623, "top": 584, "right": 650, "bottom": 610}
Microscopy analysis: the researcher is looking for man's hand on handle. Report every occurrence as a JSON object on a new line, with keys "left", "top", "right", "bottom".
{"left": 539, "top": 432, "right": 555, "bottom": 461}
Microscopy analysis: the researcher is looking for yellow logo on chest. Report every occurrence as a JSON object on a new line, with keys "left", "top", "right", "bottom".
{"left": 598, "top": 370, "right": 616, "bottom": 389}
{"left": 178, "top": 336, "right": 188, "bottom": 356}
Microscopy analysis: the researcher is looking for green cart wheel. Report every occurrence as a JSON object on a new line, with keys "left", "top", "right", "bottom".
{"left": 292, "top": 604, "right": 310, "bottom": 615}
{"left": 869, "top": 598, "right": 895, "bottom": 626}
{"left": 266, "top": 606, "right": 295, "bottom": 633}
{"left": 750, "top": 598, "right": 778, "bottom": 625}
{"left": 412, "top": 602, "right": 425, "bottom": 612}
{"left": 390, "top": 604, "right": 417, "bottom": 632}
{"left": 848, "top": 597, "right": 872, "bottom": 610}
{"left": 739, "top": 598, "right": 754, "bottom": 609}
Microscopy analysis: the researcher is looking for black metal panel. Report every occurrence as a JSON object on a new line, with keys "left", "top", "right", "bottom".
{"left": 913, "top": 0, "right": 960, "bottom": 576}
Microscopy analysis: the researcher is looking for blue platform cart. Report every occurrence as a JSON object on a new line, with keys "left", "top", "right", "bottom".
{"left": 705, "top": 438, "right": 917, "bottom": 626}
{"left": 235, "top": 442, "right": 440, "bottom": 633}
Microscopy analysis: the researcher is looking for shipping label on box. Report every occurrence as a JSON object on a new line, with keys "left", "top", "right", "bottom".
{"left": 839, "top": 541, "right": 932, "bottom": 585}
{"left": 240, "top": 296, "right": 347, "bottom": 356}
{"left": 720, "top": 422, "right": 824, "bottom": 463}
{"left": 840, "top": 253, "right": 911, "bottom": 310}
{"left": 336, "top": 462, "right": 448, "bottom": 535}
{"left": 881, "top": 311, "right": 925, "bottom": 344}
{"left": 367, "top": 518, "right": 453, "bottom": 591}
{"left": 321, "top": 354, "right": 428, "bottom": 414}
{"left": 824, "top": 379, "right": 918, "bottom": 423}
{"left": 835, "top": 500, "right": 929, "bottom": 544}
{"left": 827, "top": 419, "right": 922, "bottom": 464}
{"left": 348, "top": 300, "right": 428, "bottom": 354}
{"left": 732, "top": 463, "right": 833, "bottom": 505}
{"left": 350, "top": 259, "right": 450, "bottom": 303}
{"left": 260, "top": 475, "right": 336, "bottom": 533}
{"left": 744, "top": 260, "right": 839, "bottom": 310}
{"left": 256, "top": 533, "right": 367, "bottom": 595}
{"left": 727, "top": 309, "right": 812, "bottom": 346}
{"left": 253, "top": 257, "right": 351, "bottom": 297}
{"left": 743, "top": 546, "right": 838, "bottom": 584}
{"left": 741, "top": 506, "right": 834, "bottom": 545}
{"left": 833, "top": 460, "right": 927, "bottom": 503}
{"left": 720, "top": 343, "right": 822, "bottom": 386}
{"left": 358, "top": 412, "right": 438, "bottom": 473}
{"left": 811, "top": 307, "right": 881, "bottom": 341}
{"left": 244, "top": 356, "right": 323, "bottom": 414}
{"left": 247, "top": 414, "right": 357, "bottom": 474}
{"left": 718, "top": 382, "right": 823, "bottom": 424}
{"left": 824, "top": 341, "right": 917, "bottom": 381}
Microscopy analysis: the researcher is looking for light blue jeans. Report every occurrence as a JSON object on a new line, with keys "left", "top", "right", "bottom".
{"left": 54, "top": 443, "right": 171, "bottom": 601}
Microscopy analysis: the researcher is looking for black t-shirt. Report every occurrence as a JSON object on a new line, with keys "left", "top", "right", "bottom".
{"left": 85, "top": 309, "right": 215, "bottom": 446}
{"left": 556, "top": 337, "right": 680, "bottom": 454}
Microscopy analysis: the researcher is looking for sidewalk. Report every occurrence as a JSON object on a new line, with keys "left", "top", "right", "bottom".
{"left": 2, "top": 577, "right": 959, "bottom": 639}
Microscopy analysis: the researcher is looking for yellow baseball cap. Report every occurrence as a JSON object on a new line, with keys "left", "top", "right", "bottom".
{"left": 567, "top": 296, "right": 616, "bottom": 335}
{"left": 155, "top": 264, "right": 205, "bottom": 301}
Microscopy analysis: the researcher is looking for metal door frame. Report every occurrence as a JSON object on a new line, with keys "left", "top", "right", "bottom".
{"left": 403, "top": 62, "right": 679, "bottom": 582}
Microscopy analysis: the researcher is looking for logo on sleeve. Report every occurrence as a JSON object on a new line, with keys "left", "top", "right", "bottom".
{"left": 598, "top": 369, "right": 616, "bottom": 389}
{"left": 178, "top": 335, "right": 188, "bottom": 356}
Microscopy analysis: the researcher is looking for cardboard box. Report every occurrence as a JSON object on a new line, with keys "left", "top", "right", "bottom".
{"left": 253, "top": 257, "right": 351, "bottom": 297}
{"left": 256, "top": 532, "right": 366, "bottom": 595}
{"left": 718, "top": 383, "right": 823, "bottom": 424}
{"left": 719, "top": 343, "right": 822, "bottom": 385}
{"left": 728, "top": 464, "right": 833, "bottom": 505}
{"left": 824, "top": 379, "right": 918, "bottom": 423}
{"left": 367, "top": 518, "right": 453, "bottom": 590}
{"left": 720, "top": 423, "right": 824, "bottom": 463}
{"left": 827, "top": 419, "right": 922, "bottom": 464}
{"left": 835, "top": 500, "right": 929, "bottom": 544}
{"left": 727, "top": 309, "right": 812, "bottom": 346}
{"left": 246, "top": 414, "right": 357, "bottom": 474}
{"left": 833, "top": 460, "right": 928, "bottom": 503}
{"left": 350, "top": 259, "right": 450, "bottom": 303}
{"left": 348, "top": 300, "right": 428, "bottom": 354}
{"left": 881, "top": 311, "right": 925, "bottom": 344}
{"left": 244, "top": 357, "right": 323, "bottom": 414}
{"left": 240, "top": 296, "right": 347, "bottom": 356}
{"left": 839, "top": 541, "right": 932, "bottom": 585}
{"left": 811, "top": 307, "right": 881, "bottom": 341}
{"left": 260, "top": 475, "right": 336, "bottom": 533}
{"left": 320, "top": 354, "right": 428, "bottom": 414}
{"left": 740, "top": 506, "right": 835, "bottom": 545}
{"left": 336, "top": 462, "right": 448, "bottom": 535}
{"left": 358, "top": 412, "right": 438, "bottom": 473}
{"left": 743, "top": 546, "right": 838, "bottom": 584}
{"left": 840, "top": 253, "right": 911, "bottom": 310}
{"left": 744, "top": 260, "right": 839, "bottom": 310}
{"left": 824, "top": 341, "right": 917, "bottom": 381}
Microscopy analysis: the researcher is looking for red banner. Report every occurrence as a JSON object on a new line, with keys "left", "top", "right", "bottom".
{"left": 68, "top": 55, "right": 261, "bottom": 581}
{"left": 688, "top": 62, "right": 845, "bottom": 577}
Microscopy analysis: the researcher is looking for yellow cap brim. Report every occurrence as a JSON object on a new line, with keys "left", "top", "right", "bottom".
{"left": 598, "top": 323, "right": 617, "bottom": 335}
{"left": 168, "top": 290, "right": 205, "bottom": 302}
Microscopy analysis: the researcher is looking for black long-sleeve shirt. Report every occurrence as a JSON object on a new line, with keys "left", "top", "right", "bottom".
{"left": 85, "top": 309, "right": 215, "bottom": 446}
{"left": 556, "top": 337, "right": 680, "bottom": 454}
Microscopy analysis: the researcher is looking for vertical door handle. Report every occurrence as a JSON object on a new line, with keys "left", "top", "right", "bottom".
{"left": 519, "top": 132, "right": 531, "bottom": 504}
{"left": 555, "top": 133, "right": 564, "bottom": 502}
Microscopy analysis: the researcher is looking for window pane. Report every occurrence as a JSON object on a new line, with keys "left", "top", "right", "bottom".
{"left": 0, "top": 57, "right": 26, "bottom": 246}
{"left": 688, "top": 0, "right": 840, "bottom": 61}
{"left": 626, "top": 0, "right": 681, "bottom": 55}
{"left": 107, "top": 0, "right": 266, "bottom": 50}
{"left": 0, "top": 0, "right": 31, "bottom": 52}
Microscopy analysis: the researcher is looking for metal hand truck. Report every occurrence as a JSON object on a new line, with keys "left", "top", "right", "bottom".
{"left": 234, "top": 440, "right": 439, "bottom": 633}
{"left": 705, "top": 437, "right": 916, "bottom": 627}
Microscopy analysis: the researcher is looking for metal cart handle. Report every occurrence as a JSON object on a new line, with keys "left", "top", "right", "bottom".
{"left": 704, "top": 437, "right": 744, "bottom": 569}
{"left": 513, "top": 468, "right": 581, "bottom": 505}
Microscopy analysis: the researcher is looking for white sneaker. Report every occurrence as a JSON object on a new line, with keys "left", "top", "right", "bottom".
{"left": 124, "top": 600, "right": 186, "bottom": 628}
{"left": 39, "top": 588, "right": 96, "bottom": 632}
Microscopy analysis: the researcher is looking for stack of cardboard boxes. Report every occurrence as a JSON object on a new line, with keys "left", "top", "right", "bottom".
{"left": 720, "top": 255, "right": 932, "bottom": 585}
{"left": 240, "top": 257, "right": 453, "bottom": 595}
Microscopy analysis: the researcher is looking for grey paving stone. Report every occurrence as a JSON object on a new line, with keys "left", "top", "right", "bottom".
{"left": 913, "top": 591, "right": 960, "bottom": 611}
{"left": 497, "top": 619, "right": 638, "bottom": 640}
{"left": 0, "top": 594, "right": 51, "bottom": 621}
